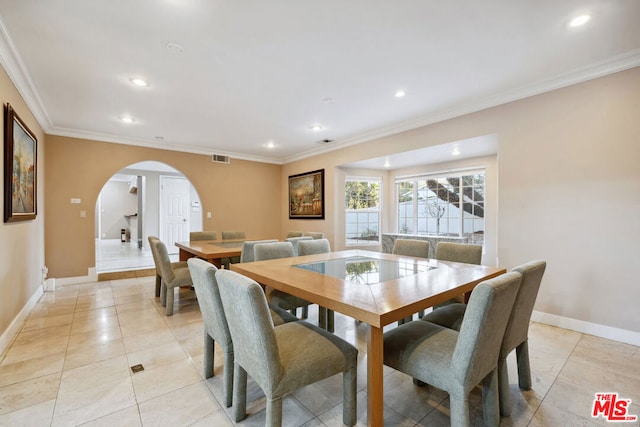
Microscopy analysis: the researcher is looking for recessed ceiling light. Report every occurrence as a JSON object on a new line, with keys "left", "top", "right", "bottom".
{"left": 394, "top": 90, "right": 406, "bottom": 98}
{"left": 265, "top": 141, "right": 276, "bottom": 149}
{"left": 384, "top": 160, "right": 391, "bottom": 168}
{"left": 569, "top": 14, "right": 591, "bottom": 28}
{"left": 166, "top": 42, "right": 184, "bottom": 53}
{"left": 119, "top": 116, "right": 135, "bottom": 124}
{"left": 129, "top": 77, "right": 148, "bottom": 87}
{"left": 310, "top": 124, "right": 324, "bottom": 132}
{"left": 452, "top": 147, "right": 460, "bottom": 156}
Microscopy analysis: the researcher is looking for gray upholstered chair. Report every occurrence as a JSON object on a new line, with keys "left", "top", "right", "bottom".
{"left": 152, "top": 238, "right": 194, "bottom": 316}
{"left": 434, "top": 242, "right": 483, "bottom": 307}
{"left": 392, "top": 239, "right": 431, "bottom": 324}
{"left": 221, "top": 231, "right": 246, "bottom": 268}
{"left": 423, "top": 260, "right": 547, "bottom": 417}
{"left": 297, "top": 238, "right": 334, "bottom": 331}
{"left": 187, "top": 258, "right": 297, "bottom": 408}
{"left": 383, "top": 272, "right": 522, "bottom": 427}
{"left": 303, "top": 231, "right": 325, "bottom": 239}
{"left": 285, "top": 235, "right": 313, "bottom": 256}
{"left": 216, "top": 269, "right": 358, "bottom": 426}
{"left": 285, "top": 231, "right": 303, "bottom": 238}
{"left": 190, "top": 231, "right": 217, "bottom": 241}
{"left": 239, "top": 239, "right": 278, "bottom": 263}
{"left": 255, "top": 242, "right": 312, "bottom": 320}
{"left": 148, "top": 236, "right": 187, "bottom": 298}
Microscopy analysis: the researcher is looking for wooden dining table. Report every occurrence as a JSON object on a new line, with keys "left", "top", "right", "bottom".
{"left": 175, "top": 238, "right": 251, "bottom": 268}
{"left": 230, "top": 249, "right": 506, "bottom": 427}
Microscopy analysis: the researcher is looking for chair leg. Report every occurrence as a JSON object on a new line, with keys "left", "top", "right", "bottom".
{"left": 449, "top": 394, "right": 471, "bottom": 427}
{"left": 319, "top": 306, "right": 327, "bottom": 330}
{"left": 165, "top": 287, "right": 174, "bottom": 316}
{"left": 327, "top": 309, "right": 334, "bottom": 333}
{"left": 301, "top": 305, "right": 309, "bottom": 319}
{"left": 160, "top": 281, "right": 167, "bottom": 306}
{"left": 223, "top": 348, "right": 234, "bottom": 408}
{"left": 516, "top": 340, "right": 532, "bottom": 390}
{"left": 343, "top": 368, "right": 357, "bottom": 426}
{"left": 266, "top": 397, "right": 283, "bottom": 427}
{"left": 233, "top": 364, "right": 247, "bottom": 422}
{"left": 498, "top": 355, "right": 511, "bottom": 417}
{"left": 482, "top": 368, "right": 500, "bottom": 427}
{"left": 155, "top": 274, "right": 161, "bottom": 298}
{"left": 417, "top": 310, "right": 425, "bottom": 318}
{"left": 204, "top": 333, "right": 214, "bottom": 378}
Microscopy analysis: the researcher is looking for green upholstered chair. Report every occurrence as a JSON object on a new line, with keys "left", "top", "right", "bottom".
{"left": 392, "top": 239, "right": 431, "bottom": 324}
{"left": 297, "top": 238, "right": 334, "bottom": 332}
{"left": 422, "top": 260, "right": 547, "bottom": 417}
{"left": 189, "top": 231, "right": 217, "bottom": 241}
{"left": 187, "top": 258, "right": 297, "bottom": 408}
{"left": 303, "top": 231, "right": 325, "bottom": 239}
{"left": 221, "top": 231, "right": 246, "bottom": 268}
{"left": 148, "top": 235, "right": 187, "bottom": 298}
{"left": 216, "top": 269, "right": 358, "bottom": 426}
{"left": 285, "top": 235, "right": 313, "bottom": 256}
{"left": 255, "top": 242, "right": 312, "bottom": 320}
{"left": 151, "top": 238, "right": 194, "bottom": 316}
{"left": 240, "top": 239, "right": 278, "bottom": 263}
{"left": 383, "top": 272, "right": 522, "bottom": 427}
{"left": 434, "top": 242, "right": 483, "bottom": 308}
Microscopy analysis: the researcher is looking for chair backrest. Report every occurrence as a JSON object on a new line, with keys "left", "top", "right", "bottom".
{"left": 303, "top": 231, "right": 325, "bottom": 239}
{"left": 285, "top": 236, "right": 313, "bottom": 256}
{"left": 187, "top": 258, "right": 231, "bottom": 347}
{"left": 190, "top": 231, "right": 217, "bottom": 241}
{"left": 435, "top": 242, "right": 482, "bottom": 265}
{"left": 216, "top": 269, "right": 283, "bottom": 393}
{"left": 298, "top": 238, "right": 331, "bottom": 256}
{"left": 501, "top": 260, "right": 547, "bottom": 357}
{"left": 222, "top": 231, "right": 246, "bottom": 240}
{"left": 151, "top": 239, "right": 175, "bottom": 283}
{"left": 285, "top": 231, "right": 303, "bottom": 238}
{"left": 254, "top": 242, "right": 295, "bottom": 261}
{"left": 392, "top": 239, "right": 430, "bottom": 258}
{"left": 148, "top": 236, "right": 161, "bottom": 275}
{"left": 240, "top": 239, "right": 278, "bottom": 263}
{"left": 451, "top": 271, "right": 521, "bottom": 391}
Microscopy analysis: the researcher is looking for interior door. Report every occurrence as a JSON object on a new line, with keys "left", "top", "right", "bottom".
{"left": 159, "top": 175, "right": 190, "bottom": 253}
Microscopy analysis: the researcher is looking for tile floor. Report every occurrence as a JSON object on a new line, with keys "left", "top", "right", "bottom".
{"left": 95, "top": 239, "right": 178, "bottom": 274}
{"left": 1, "top": 276, "right": 639, "bottom": 426}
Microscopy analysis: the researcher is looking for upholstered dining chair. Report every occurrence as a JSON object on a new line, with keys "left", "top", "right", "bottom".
{"left": 190, "top": 231, "right": 217, "bottom": 241}
{"left": 434, "top": 242, "right": 483, "bottom": 308}
{"left": 303, "top": 231, "right": 325, "bottom": 239}
{"left": 151, "top": 238, "right": 194, "bottom": 316}
{"left": 383, "top": 272, "right": 522, "bottom": 427}
{"left": 285, "top": 235, "right": 313, "bottom": 256}
{"left": 297, "top": 238, "right": 334, "bottom": 332}
{"left": 187, "top": 258, "right": 297, "bottom": 408}
{"left": 216, "top": 269, "right": 358, "bottom": 426}
{"left": 392, "top": 239, "right": 431, "bottom": 324}
{"left": 422, "top": 260, "right": 547, "bottom": 417}
{"left": 255, "top": 242, "right": 312, "bottom": 320}
{"left": 221, "top": 231, "right": 246, "bottom": 268}
{"left": 285, "top": 231, "right": 303, "bottom": 238}
{"left": 148, "top": 236, "right": 187, "bottom": 298}
{"left": 239, "top": 239, "right": 278, "bottom": 263}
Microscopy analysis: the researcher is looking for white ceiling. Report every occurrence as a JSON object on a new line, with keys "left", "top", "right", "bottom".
{"left": 0, "top": 0, "right": 638, "bottom": 166}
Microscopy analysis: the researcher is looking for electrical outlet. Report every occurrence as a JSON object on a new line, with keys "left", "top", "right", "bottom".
{"left": 207, "top": 212, "right": 212, "bottom": 219}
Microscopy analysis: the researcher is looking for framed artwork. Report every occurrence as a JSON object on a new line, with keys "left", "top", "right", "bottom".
{"left": 289, "top": 169, "right": 324, "bottom": 219}
{"left": 4, "top": 103, "right": 37, "bottom": 222}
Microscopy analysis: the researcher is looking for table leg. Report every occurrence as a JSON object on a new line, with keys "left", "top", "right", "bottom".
{"left": 367, "top": 325, "right": 384, "bottom": 427}
{"left": 179, "top": 248, "right": 193, "bottom": 262}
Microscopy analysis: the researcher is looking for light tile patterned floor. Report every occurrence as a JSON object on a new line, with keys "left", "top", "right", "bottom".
{"left": 1, "top": 276, "right": 638, "bottom": 426}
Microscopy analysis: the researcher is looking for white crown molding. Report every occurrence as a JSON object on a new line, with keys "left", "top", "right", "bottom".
{"left": 0, "top": 13, "right": 52, "bottom": 130}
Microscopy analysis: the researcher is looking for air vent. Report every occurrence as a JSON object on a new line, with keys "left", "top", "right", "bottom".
{"left": 315, "top": 139, "right": 335, "bottom": 145}
{"left": 211, "top": 154, "right": 230, "bottom": 164}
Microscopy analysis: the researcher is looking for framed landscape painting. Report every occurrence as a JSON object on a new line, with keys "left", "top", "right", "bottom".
{"left": 289, "top": 169, "right": 324, "bottom": 219}
{"left": 4, "top": 103, "right": 37, "bottom": 222}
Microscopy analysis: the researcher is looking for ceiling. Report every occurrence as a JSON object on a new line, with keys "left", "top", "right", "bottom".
{"left": 0, "top": 1, "right": 638, "bottom": 166}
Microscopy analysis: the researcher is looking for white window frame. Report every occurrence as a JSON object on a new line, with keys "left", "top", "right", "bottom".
{"left": 345, "top": 176, "right": 382, "bottom": 246}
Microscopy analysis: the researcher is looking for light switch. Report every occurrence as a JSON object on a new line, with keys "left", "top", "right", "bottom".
{"left": 207, "top": 212, "right": 212, "bottom": 219}
{"left": 71, "top": 198, "right": 81, "bottom": 204}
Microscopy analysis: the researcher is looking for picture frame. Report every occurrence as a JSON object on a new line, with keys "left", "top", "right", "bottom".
{"left": 4, "top": 103, "right": 37, "bottom": 222}
{"left": 289, "top": 169, "right": 324, "bottom": 219}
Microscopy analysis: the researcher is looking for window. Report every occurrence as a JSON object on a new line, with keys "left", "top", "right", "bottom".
{"left": 396, "top": 170, "right": 484, "bottom": 245}
{"left": 345, "top": 177, "right": 382, "bottom": 246}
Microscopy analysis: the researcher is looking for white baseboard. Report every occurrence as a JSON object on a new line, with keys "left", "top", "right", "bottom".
{"left": 54, "top": 267, "right": 98, "bottom": 286}
{"left": 0, "top": 286, "right": 43, "bottom": 356}
{"left": 532, "top": 310, "right": 640, "bottom": 346}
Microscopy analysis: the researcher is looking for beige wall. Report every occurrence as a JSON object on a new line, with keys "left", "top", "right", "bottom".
{"left": 282, "top": 67, "right": 640, "bottom": 335}
{"left": 45, "top": 135, "right": 282, "bottom": 278}
{"left": 0, "top": 66, "right": 45, "bottom": 342}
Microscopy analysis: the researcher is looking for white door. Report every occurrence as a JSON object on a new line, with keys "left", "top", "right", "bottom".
{"left": 159, "top": 176, "right": 190, "bottom": 253}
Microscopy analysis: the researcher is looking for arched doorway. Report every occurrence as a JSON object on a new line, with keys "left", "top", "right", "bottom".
{"left": 95, "top": 161, "right": 202, "bottom": 274}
